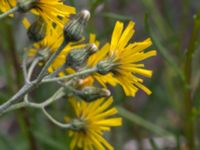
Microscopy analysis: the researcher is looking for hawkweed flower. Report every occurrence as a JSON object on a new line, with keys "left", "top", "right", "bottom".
{"left": 0, "top": 0, "right": 16, "bottom": 15}
{"left": 65, "top": 97, "right": 122, "bottom": 150}
{"left": 88, "top": 21, "right": 157, "bottom": 96}
{"left": 18, "top": 0, "right": 76, "bottom": 27}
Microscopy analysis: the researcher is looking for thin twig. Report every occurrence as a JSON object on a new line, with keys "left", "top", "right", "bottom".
{"left": 0, "top": 40, "right": 68, "bottom": 113}
{"left": 42, "top": 108, "right": 72, "bottom": 128}
{"left": 0, "top": 80, "right": 73, "bottom": 116}
{"left": 22, "top": 52, "right": 29, "bottom": 82}
{"left": 36, "top": 40, "right": 68, "bottom": 82}
{"left": 27, "top": 58, "right": 41, "bottom": 81}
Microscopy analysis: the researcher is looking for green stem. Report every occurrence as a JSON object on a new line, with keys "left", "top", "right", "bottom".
{"left": 0, "top": 88, "right": 71, "bottom": 129}
{"left": 27, "top": 58, "right": 41, "bottom": 81}
{"left": 1, "top": 80, "right": 73, "bottom": 115}
{"left": 36, "top": 40, "right": 68, "bottom": 82}
{"left": 42, "top": 67, "right": 97, "bottom": 83}
{"left": 183, "top": 14, "right": 200, "bottom": 150}
{"left": 0, "top": 40, "right": 68, "bottom": 113}
{"left": 42, "top": 108, "right": 72, "bottom": 128}
{"left": 22, "top": 52, "right": 29, "bottom": 82}
{"left": 0, "top": 7, "right": 19, "bottom": 20}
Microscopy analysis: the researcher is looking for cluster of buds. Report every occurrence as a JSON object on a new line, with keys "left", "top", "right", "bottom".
{"left": 27, "top": 9, "right": 112, "bottom": 102}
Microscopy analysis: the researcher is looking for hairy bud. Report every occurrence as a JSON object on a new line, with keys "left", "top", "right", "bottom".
{"left": 77, "top": 86, "right": 111, "bottom": 102}
{"left": 64, "top": 10, "right": 90, "bottom": 42}
{"left": 27, "top": 17, "right": 47, "bottom": 42}
{"left": 66, "top": 44, "right": 97, "bottom": 68}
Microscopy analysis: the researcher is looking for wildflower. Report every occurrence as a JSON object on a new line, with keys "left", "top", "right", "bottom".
{"left": 18, "top": 0, "right": 76, "bottom": 28}
{"left": 88, "top": 21, "right": 157, "bottom": 96}
{"left": 0, "top": 0, "right": 16, "bottom": 15}
{"left": 65, "top": 97, "right": 122, "bottom": 150}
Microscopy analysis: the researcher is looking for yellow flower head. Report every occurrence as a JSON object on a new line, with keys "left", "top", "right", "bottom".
{"left": 65, "top": 97, "right": 122, "bottom": 150}
{"left": 88, "top": 21, "right": 157, "bottom": 96}
{"left": 30, "top": 0, "right": 76, "bottom": 28}
{"left": 0, "top": 0, "right": 16, "bottom": 15}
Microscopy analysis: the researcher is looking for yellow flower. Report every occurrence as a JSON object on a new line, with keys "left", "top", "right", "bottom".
{"left": 88, "top": 21, "right": 157, "bottom": 96}
{"left": 1, "top": 0, "right": 75, "bottom": 28}
{"left": 0, "top": 0, "right": 16, "bottom": 15}
{"left": 30, "top": 0, "right": 76, "bottom": 28}
{"left": 65, "top": 97, "right": 122, "bottom": 150}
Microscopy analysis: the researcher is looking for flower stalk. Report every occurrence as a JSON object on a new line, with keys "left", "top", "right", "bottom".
{"left": 183, "top": 13, "right": 200, "bottom": 150}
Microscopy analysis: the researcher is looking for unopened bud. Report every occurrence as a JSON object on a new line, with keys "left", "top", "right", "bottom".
{"left": 17, "top": 0, "right": 36, "bottom": 12}
{"left": 64, "top": 10, "right": 90, "bottom": 42}
{"left": 97, "top": 60, "right": 115, "bottom": 75}
{"left": 77, "top": 86, "right": 111, "bottom": 102}
{"left": 27, "top": 17, "right": 47, "bottom": 42}
{"left": 66, "top": 43, "right": 97, "bottom": 68}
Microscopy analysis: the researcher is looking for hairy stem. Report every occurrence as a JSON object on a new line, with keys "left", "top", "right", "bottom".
{"left": 183, "top": 14, "right": 200, "bottom": 150}
{"left": 42, "top": 67, "right": 97, "bottom": 83}
{"left": 36, "top": 40, "right": 68, "bottom": 82}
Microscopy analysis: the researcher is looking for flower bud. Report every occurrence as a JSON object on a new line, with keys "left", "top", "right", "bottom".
{"left": 77, "top": 86, "right": 111, "bottom": 102}
{"left": 64, "top": 10, "right": 90, "bottom": 42}
{"left": 27, "top": 17, "right": 47, "bottom": 42}
{"left": 66, "top": 43, "right": 97, "bottom": 68}
{"left": 17, "top": 0, "right": 36, "bottom": 12}
{"left": 97, "top": 60, "right": 115, "bottom": 75}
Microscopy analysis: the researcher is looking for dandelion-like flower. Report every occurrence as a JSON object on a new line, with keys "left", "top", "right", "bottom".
{"left": 1, "top": 0, "right": 75, "bottom": 27}
{"left": 65, "top": 97, "right": 122, "bottom": 150}
{"left": 88, "top": 21, "right": 157, "bottom": 96}
{"left": 29, "top": 0, "right": 76, "bottom": 28}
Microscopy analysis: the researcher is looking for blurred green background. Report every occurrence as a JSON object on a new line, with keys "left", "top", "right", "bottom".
{"left": 0, "top": 0, "right": 200, "bottom": 149}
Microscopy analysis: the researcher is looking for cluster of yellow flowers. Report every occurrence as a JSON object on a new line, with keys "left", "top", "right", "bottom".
{"left": 0, "top": 0, "right": 156, "bottom": 149}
